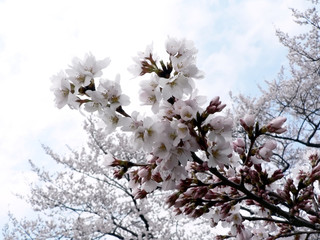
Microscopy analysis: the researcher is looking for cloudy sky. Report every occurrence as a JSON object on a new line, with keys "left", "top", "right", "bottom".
{"left": 0, "top": 0, "right": 311, "bottom": 230}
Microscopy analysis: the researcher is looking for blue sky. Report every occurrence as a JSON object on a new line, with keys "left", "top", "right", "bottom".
{"left": 0, "top": 0, "right": 311, "bottom": 231}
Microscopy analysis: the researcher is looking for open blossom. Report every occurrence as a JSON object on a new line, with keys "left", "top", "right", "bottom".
{"left": 51, "top": 71, "right": 78, "bottom": 109}
{"left": 207, "top": 135, "right": 233, "bottom": 168}
{"left": 208, "top": 116, "right": 233, "bottom": 134}
{"left": 133, "top": 116, "right": 160, "bottom": 151}
{"left": 98, "top": 75, "right": 130, "bottom": 109}
{"left": 83, "top": 90, "right": 104, "bottom": 112}
{"left": 258, "top": 140, "right": 277, "bottom": 161}
{"left": 165, "top": 37, "right": 183, "bottom": 56}
{"left": 66, "top": 52, "right": 110, "bottom": 90}
{"left": 159, "top": 73, "right": 194, "bottom": 100}
{"left": 266, "top": 116, "right": 287, "bottom": 133}
{"left": 100, "top": 108, "right": 131, "bottom": 134}
{"left": 153, "top": 139, "right": 172, "bottom": 160}
{"left": 180, "top": 105, "right": 195, "bottom": 121}
{"left": 166, "top": 37, "right": 203, "bottom": 79}
{"left": 139, "top": 74, "right": 162, "bottom": 113}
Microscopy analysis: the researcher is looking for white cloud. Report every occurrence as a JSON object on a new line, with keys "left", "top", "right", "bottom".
{"left": 189, "top": 0, "right": 312, "bottom": 103}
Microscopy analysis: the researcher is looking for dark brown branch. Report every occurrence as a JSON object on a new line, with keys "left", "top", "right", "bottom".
{"left": 265, "top": 133, "right": 320, "bottom": 148}
{"left": 242, "top": 215, "right": 290, "bottom": 225}
{"left": 191, "top": 152, "right": 320, "bottom": 231}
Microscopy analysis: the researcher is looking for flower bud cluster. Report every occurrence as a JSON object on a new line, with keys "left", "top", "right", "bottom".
{"left": 205, "top": 96, "right": 226, "bottom": 115}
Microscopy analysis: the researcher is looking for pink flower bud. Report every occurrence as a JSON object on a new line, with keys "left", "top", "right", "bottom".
{"left": 308, "top": 215, "right": 318, "bottom": 223}
{"left": 206, "top": 96, "right": 226, "bottom": 114}
{"left": 152, "top": 172, "right": 163, "bottom": 183}
{"left": 266, "top": 116, "right": 287, "bottom": 134}
{"left": 210, "top": 96, "right": 220, "bottom": 106}
{"left": 193, "top": 186, "right": 208, "bottom": 199}
{"left": 264, "top": 140, "right": 277, "bottom": 150}
{"left": 183, "top": 205, "right": 195, "bottom": 215}
{"left": 232, "top": 138, "right": 246, "bottom": 154}
{"left": 191, "top": 208, "right": 205, "bottom": 218}
{"left": 138, "top": 167, "right": 149, "bottom": 178}
{"left": 133, "top": 188, "right": 147, "bottom": 199}
{"left": 271, "top": 169, "right": 284, "bottom": 181}
{"left": 204, "top": 189, "right": 219, "bottom": 200}
{"left": 166, "top": 193, "right": 179, "bottom": 208}
{"left": 184, "top": 188, "right": 195, "bottom": 197}
{"left": 216, "top": 103, "right": 226, "bottom": 112}
{"left": 240, "top": 114, "right": 255, "bottom": 131}
{"left": 174, "top": 198, "right": 189, "bottom": 208}
{"left": 113, "top": 168, "right": 126, "bottom": 179}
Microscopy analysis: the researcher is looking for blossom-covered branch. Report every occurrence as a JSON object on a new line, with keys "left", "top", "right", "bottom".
{"left": 47, "top": 25, "right": 320, "bottom": 239}
{"left": 18, "top": 3, "right": 320, "bottom": 239}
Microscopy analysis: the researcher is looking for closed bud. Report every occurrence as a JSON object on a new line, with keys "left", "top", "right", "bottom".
{"left": 138, "top": 167, "right": 150, "bottom": 178}
{"left": 308, "top": 215, "right": 319, "bottom": 223}
{"left": 183, "top": 204, "right": 195, "bottom": 215}
{"left": 113, "top": 168, "right": 126, "bottom": 179}
{"left": 266, "top": 116, "right": 287, "bottom": 134}
{"left": 152, "top": 172, "right": 163, "bottom": 183}
{"left": 166, "top": 193, "right": 180, "bottom": 208}
{"left": 271, "top": 169, "right": 284, "bottom": 182}
{"left": 194, "top": 186, "right": 208, "bottom": 199}
{"left": 206, "top": 96, "right": 226, "bottom": 114}
{"left": 133, "top": 189, "right": 147, "bottom": 199}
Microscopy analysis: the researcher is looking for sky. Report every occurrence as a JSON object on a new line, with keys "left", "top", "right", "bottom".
{"left": 0, "top": 0, "right": 312, "bottom": 234}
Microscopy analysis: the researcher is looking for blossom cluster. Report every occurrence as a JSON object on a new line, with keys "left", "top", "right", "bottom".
{"left": 51, "top": 37, "right": 320, "bottom": 239}
{"left": 51, "top": 53, "right": 130, "bottom": 133}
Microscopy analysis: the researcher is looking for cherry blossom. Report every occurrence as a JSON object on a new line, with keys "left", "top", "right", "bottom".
{"left": 50, "top": 71, "right": 78, "bottom": 109}
{"left": 46, "top": 6, "right": 320, "bottom": 238}
{"left": 67, "top": 52, "right": 110, "bottom": 91}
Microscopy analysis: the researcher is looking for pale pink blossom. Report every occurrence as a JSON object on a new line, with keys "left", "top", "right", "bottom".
{"left": 207, "top": 135, "right": 232, "bottom": 168}
{"left": 180, "top": 105, "right": 195, "bottom": 121}
{"left": 159, "top": 74, "right": 193, "bottom": 100}
{"left": 137, "top": 167, "right": 149, "bottom": 178}
{"left": 51, "top": 71, "right": 79, "bottom": 109}
{"left": 153, "top": 140, "right": 172, "bottom": 160}
{"left": 130, "top": 116, "right": 160, "bottom": 152}
{"left": 166, "top": 37, "right": 203, "bottom": 79}
{"left": 209, "top": 116, "right": 233, "bottom": 133}
{"left": 258, "top": 140, "right": 277, "bottom": 161}
{"left": 139, "top": 75, "right": 161, "bottom": 113}
{"left": 97, "top": 75, "right": 130, "bottom": 110}
{"left": 67, "top": 52, "right": 110, "bottom": 89}
{"left": 100, "top": 109, "right": 131, "bottom": 134}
